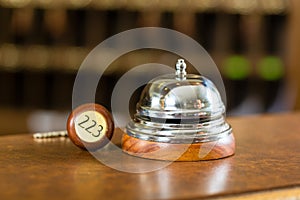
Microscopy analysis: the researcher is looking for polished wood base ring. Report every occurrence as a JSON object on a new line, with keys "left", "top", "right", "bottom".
{"left": 122, "top": 133, "right": 235, "bottom": 161}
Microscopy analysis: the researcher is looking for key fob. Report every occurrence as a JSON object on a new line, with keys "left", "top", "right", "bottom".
{"left": 67, "top": 103, "right": 114, "bottom": 151}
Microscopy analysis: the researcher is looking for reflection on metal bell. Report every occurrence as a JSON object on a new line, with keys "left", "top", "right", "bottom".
{"left": 122, "top": 59, "right": 235, "bottom": 161}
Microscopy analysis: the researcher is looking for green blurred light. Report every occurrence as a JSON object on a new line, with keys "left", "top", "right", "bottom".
{"left": 258, "top": 56, "right": 284, "bottom": 81}
{"left": 223, "top": 55, "right": 251, "bottom": 80}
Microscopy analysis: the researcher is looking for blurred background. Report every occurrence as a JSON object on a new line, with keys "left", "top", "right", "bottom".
{"left": 0, "top": 0, "right": 299, "bottom": 135}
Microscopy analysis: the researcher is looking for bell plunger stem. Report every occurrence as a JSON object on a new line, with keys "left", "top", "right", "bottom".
{"left": 175, "top": 59, "right": 187, "bottom": 80}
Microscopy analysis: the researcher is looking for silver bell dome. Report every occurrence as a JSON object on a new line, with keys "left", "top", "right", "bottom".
{"left": 126, "top": 59, "right": 232, "bottom": 144}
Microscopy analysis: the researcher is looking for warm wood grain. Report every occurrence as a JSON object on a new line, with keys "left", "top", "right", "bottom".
{"left": 216, "top": 187, "right": 300, "bottom": 200}
{"left": 1, "top": 113, "right": 300, "bottom": 200}
{"left": 122, "top": 133, "right": 235, "bottom": 161}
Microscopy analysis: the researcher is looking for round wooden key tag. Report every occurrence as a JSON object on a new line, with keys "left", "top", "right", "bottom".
{"left": 67, "top": 103, "right": 114, "bottom": 151}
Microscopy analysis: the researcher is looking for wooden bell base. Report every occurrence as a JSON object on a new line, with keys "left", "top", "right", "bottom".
{"left": 122, "top": 133, "right": 235, "bottom": 161}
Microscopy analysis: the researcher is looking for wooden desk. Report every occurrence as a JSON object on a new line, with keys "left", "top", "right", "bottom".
{"left": 0, "top": 113, "right": 300, "bottom": 199}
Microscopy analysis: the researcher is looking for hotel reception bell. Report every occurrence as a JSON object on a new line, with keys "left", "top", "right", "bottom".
{"left": 122, "top": 59, "right": 235, "bottom": 161}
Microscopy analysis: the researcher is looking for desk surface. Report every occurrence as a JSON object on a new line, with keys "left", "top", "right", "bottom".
{"left": 0, "top": 113, "right": 300, "bottom": 200}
